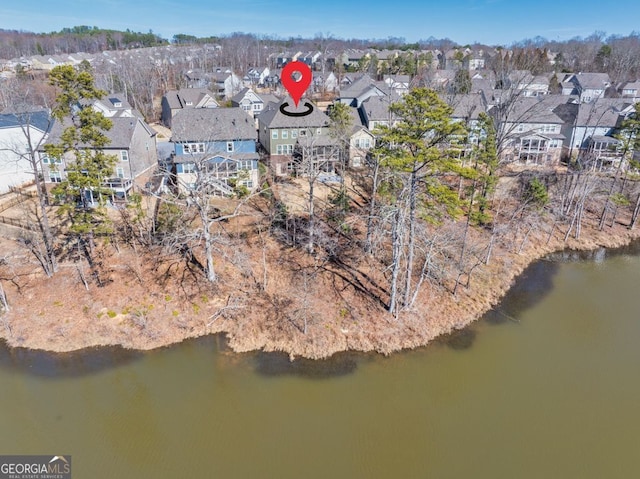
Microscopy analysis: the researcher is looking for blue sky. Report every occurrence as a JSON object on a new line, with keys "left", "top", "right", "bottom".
{"left": 2, "top": 0, "right": 639, "bottom": 46}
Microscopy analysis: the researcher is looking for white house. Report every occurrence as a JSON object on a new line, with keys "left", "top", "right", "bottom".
{"left": 0, "top": 110, "right": 50, "bottom": 194}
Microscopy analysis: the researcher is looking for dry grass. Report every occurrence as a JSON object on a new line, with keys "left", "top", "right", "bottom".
{"left": 2, "top": 188, "right": 640, "bottom": 359}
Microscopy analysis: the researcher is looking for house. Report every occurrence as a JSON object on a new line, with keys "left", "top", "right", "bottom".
{"left": 570, "top": 72, "right": 612, "bottom": 103}
{"left": 447, "top": 93, "right": 489, "bottom": 150}
{"left": 358, "top": 93, "right": 401, "bottom": 132}
{"left": 170, "top": 107, "right": 259, "bottom": 195}
{"left": 257, "top": 99, "right": 331, "bottom": 176}
{"left": 492, "top": 96, "right": 567, "bottom": 166}
{"left": 40, "top": 114, "right": 158, "bottom": 200}
{"left": 243, "top": 67, "right": 270, "bottom": 87}
{"left": 230, "top": 88, "right": 279, "bottom": 119}
{"left": 0, "top": 110, "right": 51, "bottom": 194}
{"left": 566, "top": 99, "right": 635, "bottom": 168}
{"left": 382, "top": 75, "right": 411, "bottom": 96}
{"left": 212, "top": 70, "right": 243, "bottom": 99}
{"left": 161, "top": 88, "right": 219, "bottom": 128}
{"left": 312, "top": 72, "right": 339, "bottom": 94}
{"left": 618, "top": 81, "right": 640, "bottom": 101}
{"left": 346, "top": 105, "right": 375, "bottom": 168}
{"left": 338, "top": 74, "right": 386, "bottom": 108}
{"left": 509, "top": 71, "right": 550, "bottom": 97}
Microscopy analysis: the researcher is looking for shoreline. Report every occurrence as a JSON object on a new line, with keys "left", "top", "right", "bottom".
{"left": 2, "top": 219, "right": 639, "bottom": 360}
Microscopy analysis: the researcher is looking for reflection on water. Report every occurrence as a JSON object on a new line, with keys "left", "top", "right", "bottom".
{"left": 0, "top": 342, "right": 144, "bottom": 378}
{"left": 253, "top": 351, "right": 359, "bottom": 378}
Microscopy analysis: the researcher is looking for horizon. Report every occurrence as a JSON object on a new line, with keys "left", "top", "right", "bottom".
{"left": 2, "top": 0, "right": 640, "bottom": 48}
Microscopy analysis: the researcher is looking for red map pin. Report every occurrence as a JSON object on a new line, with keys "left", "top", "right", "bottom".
{"left": 281, "top": 61, "right": 312, "bottom": 107}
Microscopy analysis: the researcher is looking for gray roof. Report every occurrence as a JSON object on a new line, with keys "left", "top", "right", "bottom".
{"left": 44, "top": 116, "right": 146, "bottom": 149}
{"left": 164, "top": 88, "right": 216, "bottom": 109}
{"left": 257, "top": 99, "right": 330, "bottom": 129}
{"left": 501, "top": 96, "right": 566, "bottom": 124}
{"left": 359, "top": 95, "right": 399, "bottom": 122}
{"left": 340, "top": 74, "right": 377, "bottom": 98}
{"left": 575, "top": 99, "right": 632, "bottom": 127}
{"left": 171, "top": 107, "right": 256, "bottom": 142}
{"left": 573, "top": 72, "right": 611, "bottom": 90}
{"left": 446, "top": 93, "right": 487, "bottom": 120}
{"left": 230, "top": 87, "right": 253, "bottom": 104}
{"left": 0, "top": 110, "right": 51, "bottom": 132}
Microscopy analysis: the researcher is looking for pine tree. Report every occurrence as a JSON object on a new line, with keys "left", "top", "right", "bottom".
{"left": 44, "top": 65, "right": 117, "bottom": 254}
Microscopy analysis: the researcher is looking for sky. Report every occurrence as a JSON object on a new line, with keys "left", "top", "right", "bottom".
{"left": 2, "top": 0, "right": 639, "bottom": 46}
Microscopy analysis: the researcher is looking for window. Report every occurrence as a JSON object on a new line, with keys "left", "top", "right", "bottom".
{"left": 42, "top": 155, "right": 62, "bottom": 164}
{"left": 291, "top": 129, "right": 298, "bottom": 139}
{"left": 42, "top": 155, "right": 49, "bottom": 164}
{"left": 182, "top": 163, "right": 196, "bottom": 174}
{"left": 276, "top": 144, "right": 294, "bottom": 155}
{"left": 48, "top": 171, "right": 62, "bottom": 183}
{"left": 282, "top": 130, "right": 288, "bottom": 139}
{"left": 121, "top": 150, "right": 129, "bottom": 161}
{"left": 353, "top": 156, "right": 362, "bottom": 167}
{"left": 272, "top": 130, "right": 278, "bottom": 140}
{"left": 316, "top": 128, "right": 322, "bottom": 135}
{"left": 183, "top": 143, "right": 205, "bottom": 154}
{"left": 226, "top": 142, "right": 234, "bottom": 153}
{"left": 116, "top": 167, "right": 125, "bottom": 178}
{"left": 253, "top": 104, "right": 261, "bottom": 110}
{"left": 242, "top": 105, "right": 251, "bottom": 111}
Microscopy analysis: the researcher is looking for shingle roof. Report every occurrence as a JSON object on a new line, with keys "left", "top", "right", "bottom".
{"left": 171, "top": 107, "right": 256, "bottom": 142}
{"left": 257, "top": 99, "right": 330, "bottom": 128}
{"left": 573, "top": 72, "right": 611, "bottom": 90}
{"left": 575, "top": 99, "right": 632, "bottom": 127}
{"left": 0, "top": 110, "right": 51, "bottom": 132}
{"left": 446, "top": 93, "right": 487, "bottom": 120}
{"left": 43, "top": 116, "right": 144, "bottom": 149}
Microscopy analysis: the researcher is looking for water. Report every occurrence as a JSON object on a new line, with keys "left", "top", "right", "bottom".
{"left": 1, "top": 245, "right": 640, "bottom": 478}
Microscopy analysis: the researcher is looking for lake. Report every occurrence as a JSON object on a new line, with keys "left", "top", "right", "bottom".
{"left": 1, "top": 243, "right": 639, "bottom": 478}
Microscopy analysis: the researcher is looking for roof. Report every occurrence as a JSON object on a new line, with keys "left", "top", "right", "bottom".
{"left": 359, "top": 95, "right": 400, "bottom": 122}
{"left": 257, "top": 99, "right": 330, "bottom": 129}
{"left": 44, "top": 116, "right": 146, "bottom": 149}
{"left": 446, "top": 93, "right": 487, "bottom": 120}
{"left": 575, "top": 99, "right": 632, "bottom": 127}
{"left": 171, "top": 107, "right": 256, "bottom": 142}
{"left": 573, "top": 72, "right": 611, "bottom": 90}
{"left": 164, "top": 88, "right": 216, "bottom": 110}
{"left": 0, "top": 110, "right": 51, "bottom": 132}
{"left": 501, "top": 96, "right": 566, "bottom": 124}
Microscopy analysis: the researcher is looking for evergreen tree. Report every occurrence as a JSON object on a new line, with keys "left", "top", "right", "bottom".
{"left": 44, "top": 65, "right": 117, "bottom": 252}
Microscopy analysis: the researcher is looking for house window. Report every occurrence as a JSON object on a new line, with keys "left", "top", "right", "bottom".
{"left": 121, "top": 150, "right": 129, "bottom": 161}
{"left": 116, "top": 167, "right": 125, "bottom": 178}
{"left": 291, "top": 129, "right": 298, "bottom": 139}
{"left": 242, "top": 105, "right": 251, "bottom": 111}
{"left": 353, "top": 156, "right": 362, "bottom": 167}
{"left": 227, "top": 142, "right": 234, "bottom": 153}
{"left": 48, "top": 171, "right": 63, "bottom": 183}
{"left": 41, "top": 155, "right": 49, "bottom": 164}
{"left": 282, "top": 130, "right": 288, "bottom": 139}
{"left": 276, "top": 144, "right": 294, "bottom": 155}
{"left": 316, "top": 128, "right": 322, "bottom": 135}
{"left": 183, "top": 143, "right": 205, "bottom": 154}
{"left": 182, "top": 163, "right": 196, "bottom": 174}
{"left": 253, "top": 104, "right": 261, "bottom": 110}
{"left": 272, "top": 130, "right": 279, "bottom": 140}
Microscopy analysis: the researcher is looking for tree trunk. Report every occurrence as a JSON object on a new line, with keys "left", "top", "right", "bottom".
{"left": 365, "top": 157, "right": 380, "bottom": 254}
{"left": 402, "top": 170, "right": 418, "bottom": 308}
{"left": 388, "top": 208, "right": 402, "bottom": 316}
{"left": 630, "top": 192, "right": 640, "bottom": 229}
